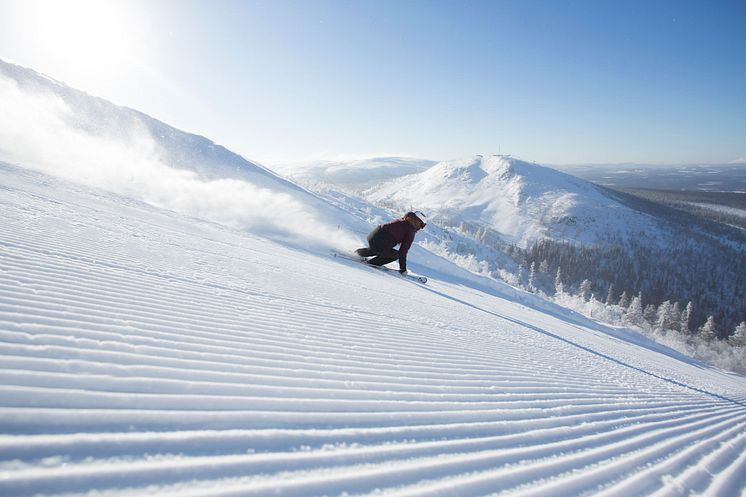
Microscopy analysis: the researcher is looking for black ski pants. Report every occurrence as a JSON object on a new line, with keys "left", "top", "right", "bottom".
{"left": 357, "top": 226, "right": 399, "bottom": 267}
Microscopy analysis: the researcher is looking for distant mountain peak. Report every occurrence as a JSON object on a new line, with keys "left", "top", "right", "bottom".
{"left": 365, "top": 154, "right": 659, "bottom": 247}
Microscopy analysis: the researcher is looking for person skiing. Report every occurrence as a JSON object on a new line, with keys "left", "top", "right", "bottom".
{"left": 355, "top": 211, "right": 427, "bottom": 275}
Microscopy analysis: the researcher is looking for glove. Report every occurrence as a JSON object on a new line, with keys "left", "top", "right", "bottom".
{"left": 399, "top": 269, "right": 408, "bottom": 276}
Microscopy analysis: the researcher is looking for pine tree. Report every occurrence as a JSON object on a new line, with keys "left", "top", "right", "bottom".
{"left": 606, "top": 285, "right": 616, "bottom": 305}
{"left": 554, "top": 267, "right": 564, "bottom": 295}
{"left": 579, "top": 279, "right": 592, "bottom": 301}
{"left": 729, "top": 322, "right": 746, "bottom": 347}
{"left": 626, "top": 294, "right": 644, "bottom": 327}
{"left": 539, "top": 260, "right": 549, "bottom": 274}
{"left": 656, "top": 301, "right": 675, "bottom": 331}
{"left": 618, "top": 291, "right": 630, "bottom": 309}
{"left": 682, "top": 302, "right": 694, "bottom": 335}
{"left": 671, "top": 302, "right": 682, "bottom": 331}
{"left": 699, "top": 316, "right": 717, "bottom": 342}
{"left": 528, "top": 262, "right": 537, "bottom": 292}
{"left": 644, "top": 304, "right": 657, "bottom": 325}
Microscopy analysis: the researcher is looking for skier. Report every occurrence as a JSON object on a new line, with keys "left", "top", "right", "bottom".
{"left": 355, "top": 211, "right": 427, "bottom": 275}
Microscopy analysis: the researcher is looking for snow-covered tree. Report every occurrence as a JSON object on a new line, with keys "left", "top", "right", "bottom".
{"left": 699, "top": 316, "right": 717, "bottom": 342}
{"left": 729, "top": 322, "right": 746, "bottom": 347}
{"left": 618, "top": 291, "right": 630, "bottom": 309}
{"left": 605, "top": 285, "right": 616, "bottom": 305}
{"left": 626, "top": 294, "right": 644, "bottom": 327}
{"left": 670, "top": 302, "right": 682, "bottom": 331}
{"left": 579, "top": 279, "right": 592, "bottom": 301}
{"left": 656, "top": 301, "right": 676, "bottom": 331}
{"left": 539, "top": 259, "right": 549, "bottom": 274}
{"left": 682, "top": 302, "right": 694, "bottom": 334}
{"left": 517, "top": 263, "right": 526, "bottom": 285}
{"left": 554, "top": 267, "right": 564, "bottom": 295}
{"left": 528, "top": 262, "right": 537, "bottom": 292}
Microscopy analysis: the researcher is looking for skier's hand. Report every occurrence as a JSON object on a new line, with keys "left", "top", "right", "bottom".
{"left": 399, "top": 269, "right": 408, "bottom": 276}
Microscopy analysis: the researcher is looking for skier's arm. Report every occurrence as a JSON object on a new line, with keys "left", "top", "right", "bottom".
{"left": 398, "top": 233, "right": 414, "bottom": 272}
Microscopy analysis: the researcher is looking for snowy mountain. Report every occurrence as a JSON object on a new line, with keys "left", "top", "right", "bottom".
{"left": 269, "top": 156, "right": 437, "bottom": 192}
{"left": 365, "top": 154, "right": 663, "bottom": 248}
{"left": 2, "top": 60, "right": 746, "bottom": 495}
{"left": 361, "top": 154, "right": 746, "bottom": 334}
{"left": 0, "top": 58, "right": 365, "bottom": 248}
{"left": 0, "top": 59, "right": 288, "bottom": 185}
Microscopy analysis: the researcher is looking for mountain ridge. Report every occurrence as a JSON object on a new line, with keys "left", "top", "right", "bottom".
{"left": 0, "top": 58, "right": 367, "bottom": 248}
{"left": 366, "top": 154, "right": 663, "bottom": 248}
{"left": 0, "top": 57, "right": 290, "bottom": 186}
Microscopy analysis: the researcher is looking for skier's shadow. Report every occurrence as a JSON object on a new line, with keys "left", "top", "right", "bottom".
{"left": 420, "top": 284, "right": 746, "bottom": 409}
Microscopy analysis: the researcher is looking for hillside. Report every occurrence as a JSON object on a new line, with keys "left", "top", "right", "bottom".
{"left": 618, "top": 189, "right": 746, "bottom": 230}
{"left": 0, "top": 58, "right": 365, "bottom": 248}
{"left": 3, "top": 161, "right": 746, "bottom": 496}
{"left": 0, "top": 59, "right": 287, "bottom": 186}
{"left": 361, "top": 155, "right": 746, "bottom": 335}
{"left": 2, "top": 58, "right": 746, "bottom": 495}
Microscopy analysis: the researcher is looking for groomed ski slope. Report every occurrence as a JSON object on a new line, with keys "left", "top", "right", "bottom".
{"left": 2, "top": 163, "right": 746, "bottom": 497}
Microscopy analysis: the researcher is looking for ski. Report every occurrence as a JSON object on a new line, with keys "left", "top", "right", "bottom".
{"left": 331, "top": 251, "right": 428, "bottom": 284}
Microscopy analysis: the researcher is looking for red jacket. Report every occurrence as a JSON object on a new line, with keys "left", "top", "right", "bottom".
{"left": 381, "top": 218, "right": 416, "bottom": 269}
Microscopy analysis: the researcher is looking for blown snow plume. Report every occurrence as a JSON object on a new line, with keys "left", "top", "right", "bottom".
{"left": 0, "top": 59, "right": 361, "bottom": 248}
{"left": 271, "top": 156, "right": 438, "bottom": 192}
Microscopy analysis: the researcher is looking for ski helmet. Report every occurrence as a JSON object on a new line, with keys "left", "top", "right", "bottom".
{"left": 409, "top": 211, "right": 427, "bottom": 228}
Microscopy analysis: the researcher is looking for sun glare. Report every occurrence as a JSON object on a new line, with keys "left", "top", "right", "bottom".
{"left": 18, "top": 0, "right": 144, "bottom": 85}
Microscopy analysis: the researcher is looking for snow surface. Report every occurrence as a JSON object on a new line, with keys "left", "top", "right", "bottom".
{"left": 2, "top": 57, "right": 746, "bottom": 496}
{"left": 2, "top": 161, "right": 746, "bottom": 496}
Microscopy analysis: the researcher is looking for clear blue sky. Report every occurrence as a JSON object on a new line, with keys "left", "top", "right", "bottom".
{"left": 1, "top": 0, "right": 744, "bottom": 164}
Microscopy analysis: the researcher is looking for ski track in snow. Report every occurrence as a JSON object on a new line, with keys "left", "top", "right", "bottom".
{"left": 1, "top": 164, "right": 746, "bottom": 496}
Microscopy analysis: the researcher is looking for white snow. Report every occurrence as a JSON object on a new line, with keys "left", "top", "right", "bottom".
{"left": 2, "top": 162, "right": 746, "bottom": 496}
{"left": 1, "top": 58, "right": 746, "bottom": 497}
